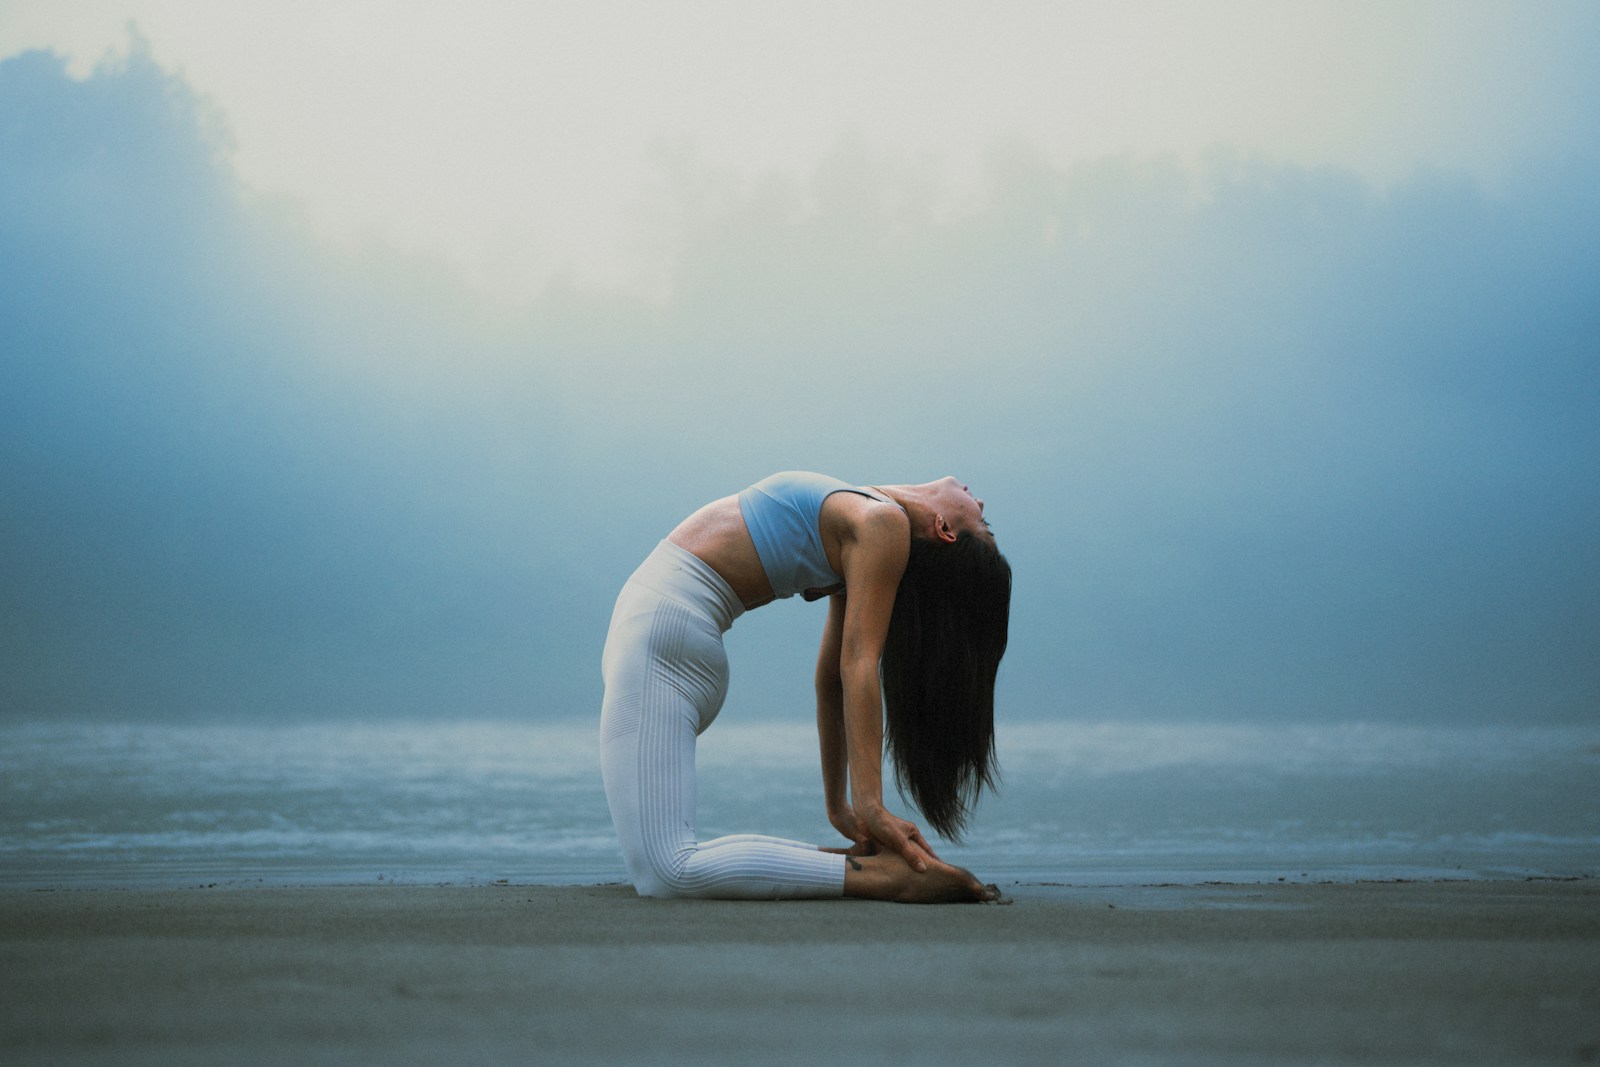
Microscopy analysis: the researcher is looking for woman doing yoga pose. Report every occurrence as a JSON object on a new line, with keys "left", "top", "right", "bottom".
{"left": 599, "top": 472, "right": 1011, "bottom": 902}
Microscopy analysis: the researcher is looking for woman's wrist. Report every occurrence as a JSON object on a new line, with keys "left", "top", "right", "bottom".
{"left": 850, "top": 796, "right": 886, "bottom": 818}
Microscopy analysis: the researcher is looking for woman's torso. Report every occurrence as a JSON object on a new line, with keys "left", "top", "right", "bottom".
{"left": 667, "top": 472, "right": 899, "bottom": 609}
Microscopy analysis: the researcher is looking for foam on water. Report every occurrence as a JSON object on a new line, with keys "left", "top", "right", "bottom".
{"left": 2, "top": 719, "right": 1595, "bottom": 888}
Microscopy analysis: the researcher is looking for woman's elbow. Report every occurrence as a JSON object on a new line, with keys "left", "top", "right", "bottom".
{"left": 837, "top": 656, "right": 881, "bottom": 697}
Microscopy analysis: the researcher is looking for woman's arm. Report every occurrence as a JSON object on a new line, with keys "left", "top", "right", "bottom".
{"left": 835, "top": 505, "right": 939, "bottom": 872}
{"left": 815, "top": 594, "right": 861, "bottom": 846}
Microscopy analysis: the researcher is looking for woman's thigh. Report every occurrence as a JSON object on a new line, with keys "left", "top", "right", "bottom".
{"left": 599, "top": 600, "right": 727, "bottom": 874}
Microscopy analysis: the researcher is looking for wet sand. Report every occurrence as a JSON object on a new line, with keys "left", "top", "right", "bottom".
{"left": 2, "top": 879, "right": 1597, "bottom": 1065}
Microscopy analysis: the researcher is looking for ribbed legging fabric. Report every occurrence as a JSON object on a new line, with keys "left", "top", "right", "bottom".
{"left": 599, "top": 540, "right": 846, "bottom": 899}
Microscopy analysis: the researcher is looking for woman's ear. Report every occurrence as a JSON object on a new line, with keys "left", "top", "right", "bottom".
{"left": 933, "top": 514, "right": 959, "bottom": 543}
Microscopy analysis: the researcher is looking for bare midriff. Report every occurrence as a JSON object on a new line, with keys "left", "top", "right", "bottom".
{"left": 666, "top": 495, "right": 779, "bottom": 610}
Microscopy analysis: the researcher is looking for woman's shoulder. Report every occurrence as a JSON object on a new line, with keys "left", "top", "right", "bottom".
{"left": 825, "top": 489, "right": 909, "bottom": 555}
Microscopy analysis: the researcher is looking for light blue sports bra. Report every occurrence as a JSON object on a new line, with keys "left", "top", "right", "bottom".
{"left": 738, "top": 472, "right": 895, "bottom": 600}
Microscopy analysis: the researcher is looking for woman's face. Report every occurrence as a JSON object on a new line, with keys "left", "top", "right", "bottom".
{"left": 929, "top": 476, "right": 991, "bottom": 542}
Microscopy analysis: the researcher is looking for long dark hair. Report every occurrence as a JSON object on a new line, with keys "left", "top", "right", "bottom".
{"left": 880, "top": 531, "right": 1011, "bottom": 840}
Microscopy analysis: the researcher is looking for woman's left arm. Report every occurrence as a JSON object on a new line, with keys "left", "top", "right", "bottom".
{"left": 836, "top": 506, "right": 940, "bottom": 872}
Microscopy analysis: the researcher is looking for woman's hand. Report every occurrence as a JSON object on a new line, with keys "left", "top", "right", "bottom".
{"left": 856, "top": 802, "right": 940, "bottom": 872}
{"left": 826, "top": 806, "right": 879, "bottom": 856}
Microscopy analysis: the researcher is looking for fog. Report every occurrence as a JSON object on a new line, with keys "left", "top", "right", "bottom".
{"left": 2, "top": 40, "right": 1596, "bottom": 724}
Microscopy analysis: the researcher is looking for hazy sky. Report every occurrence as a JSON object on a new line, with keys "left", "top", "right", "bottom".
{"left": 4, "top": 1, "right": 1597, "bottom": 297}
{"left": 1, "top": 3, "right": 1596, "bottom": 725}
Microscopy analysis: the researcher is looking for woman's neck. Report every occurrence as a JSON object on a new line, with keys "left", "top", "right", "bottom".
{"left": 872, "top": 484, "right": 933, "bottom": 538}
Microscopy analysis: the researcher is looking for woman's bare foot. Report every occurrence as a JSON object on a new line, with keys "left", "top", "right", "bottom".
{"left": 841, "top": 849, "right": 1006, "bottom": 903}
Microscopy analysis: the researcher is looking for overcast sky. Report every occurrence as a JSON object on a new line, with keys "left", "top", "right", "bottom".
{"left": 6, "top": 1, "right": 1597, "bottom": 297}
{"left": 2, "top": 2, "right": 1596, "bottom": 725}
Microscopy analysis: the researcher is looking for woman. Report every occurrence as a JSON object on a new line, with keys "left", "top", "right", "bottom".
{"left": 600, "top": 471, "right": 1011, "bottom": 902}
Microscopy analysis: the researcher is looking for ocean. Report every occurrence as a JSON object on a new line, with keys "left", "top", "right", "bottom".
{"left": 2, "top": 719, "right": 1595, "bottom": 889}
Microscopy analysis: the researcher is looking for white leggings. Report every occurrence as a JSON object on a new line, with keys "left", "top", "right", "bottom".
{"left": 599, "top": 540, "right": 846, "bottom": 899}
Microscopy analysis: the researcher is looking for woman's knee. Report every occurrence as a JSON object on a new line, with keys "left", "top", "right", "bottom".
{"left": 631, "top": 870, "right": 677, "bottom": 898}
{"left": 632, "top": 864, "right": 694, "bottom": 899}
{"left": 624, "top": 842, "right": 699, "bottom": 899}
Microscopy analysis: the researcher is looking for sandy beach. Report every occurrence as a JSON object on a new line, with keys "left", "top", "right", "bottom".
{"left": 2, "top": 878, "right": 1596, "bottom": 1065}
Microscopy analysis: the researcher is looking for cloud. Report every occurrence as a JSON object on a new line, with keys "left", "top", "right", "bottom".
{"left": 2, "top": 43, "right": 1595, "bottom": 724}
